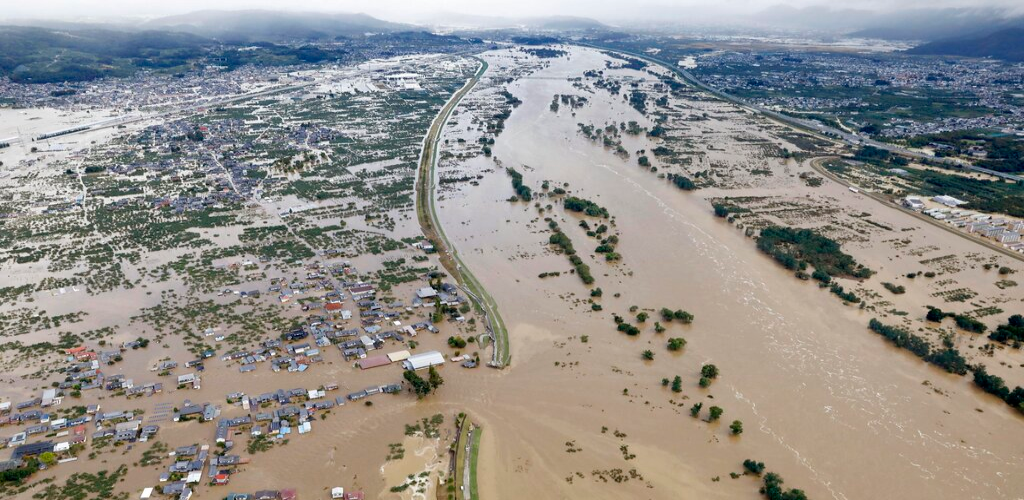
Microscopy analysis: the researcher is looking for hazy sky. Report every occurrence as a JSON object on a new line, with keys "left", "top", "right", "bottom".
{"left": 5, "top": 0, "right": 1023, "bottom": 23}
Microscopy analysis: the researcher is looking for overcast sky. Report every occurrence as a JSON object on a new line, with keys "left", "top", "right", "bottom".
{"left": 4, "top": 0, "right": 1023, "bottom": 23}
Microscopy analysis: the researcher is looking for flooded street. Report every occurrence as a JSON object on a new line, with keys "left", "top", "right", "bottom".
{"left": 434, "top": 47, "right": 1024, "bottom": 500}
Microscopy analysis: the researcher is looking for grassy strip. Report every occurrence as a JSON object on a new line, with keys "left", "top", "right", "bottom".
{"left": 469, "top": 428, "right": 482, "bottom": 500}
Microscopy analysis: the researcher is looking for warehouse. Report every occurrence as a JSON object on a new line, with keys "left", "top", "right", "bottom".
{"left": 401, "top": 351, "right": 445, "bottom": 371}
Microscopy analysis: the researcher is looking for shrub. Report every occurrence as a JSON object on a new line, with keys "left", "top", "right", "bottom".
{"left": 730, "top": 420, "right": 743, "bottom": 435}
{"left": 925, "top": 307, "right": 947, "bottom": 322}
{"left": 953, "top": 315, "right": 986, "bottom": 333}
{"left": 743, "top": 459, "right": 765, "bottom": 475}
{"left": 668, "top": 173, "right": 696, "bottom": 190}
{"left": 882, "top": 282, "right": 906, "bottom": 294}
{"left": 673, "top": 310, "right": 694, "bottom": 323}
{"left": 700, "top": 364, "right": 719, "bottom": 379}
{"left": 667, "top": 337, "right": 687, "bottom": 351}
{"left": 707, "top": 406, "right": 723, "bottom": 422}
{"left": 989, "top": 314, "right": 1024, "bottom": 344}
{"left": 671, "top": 376, "right": 683, "bottom": 393}
{"left": 617, "top": 323, "right": 640, "bottom": 336}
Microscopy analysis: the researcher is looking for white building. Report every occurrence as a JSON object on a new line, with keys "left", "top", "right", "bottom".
{"left": 983, "top": 226, "right": 1006, "bottom": 238}
{"left": 416, "top": 287, "right": 438, "bottom": 299}
{"left": 933, "top": 195, "right": 967, "bottom": 207}
{"left": 41, "top": 388, "right": 61, "bottom": 407}
{"left": 902, "top": 197, "right": 925, "bottom": 210}
{"left": 402, "top": 351, "right": 445, "bottom": 371}
{"left": 999, "top": 231, "right": 1021, "bottom": 244}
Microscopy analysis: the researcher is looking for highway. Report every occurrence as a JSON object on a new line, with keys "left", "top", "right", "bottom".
{"left": 582, "top": 43, "right": 1024, "bottom": 183}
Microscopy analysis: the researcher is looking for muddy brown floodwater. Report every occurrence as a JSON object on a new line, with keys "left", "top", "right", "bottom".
{"left": 433, "top": 47, "right": 1024, "bottom": 500}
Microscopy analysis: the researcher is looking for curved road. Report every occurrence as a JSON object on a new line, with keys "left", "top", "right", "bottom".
{"left": 415, "top": 57, "right": 511, "bottom": 368}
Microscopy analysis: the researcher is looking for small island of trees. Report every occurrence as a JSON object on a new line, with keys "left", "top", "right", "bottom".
{"left": 564, "top": 196, "right": 610, "bottom": 218}
{"left": 757, "top": 226, "right": 873, "bottom": 280}
{"left": 506, "top": 167, "right": 532, "bottom": 201}
{"left": 547, "top": 219, "right": 594, "bottom": 284}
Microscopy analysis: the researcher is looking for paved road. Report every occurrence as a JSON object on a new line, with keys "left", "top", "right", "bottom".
{"left": 582, "top": 44, "right": 1024, "bottom": 183}
{"left": 462, "top": 427, "right": 474, "bottom": 500}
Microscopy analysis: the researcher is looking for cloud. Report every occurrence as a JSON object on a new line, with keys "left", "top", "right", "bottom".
{"left": 2, "top": 0, "right": 1022, "bottom": 23}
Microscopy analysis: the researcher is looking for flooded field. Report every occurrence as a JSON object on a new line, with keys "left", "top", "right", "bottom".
{"left": 0, "top": 53, "right": 485, "bottom": 500}
{"left": 434, "top": 47, "right": 1024, "bottom": 500}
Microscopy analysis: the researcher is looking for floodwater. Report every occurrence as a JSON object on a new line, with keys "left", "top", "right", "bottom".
{"left": 434, "top": 47, "right": 1024, "bottom": 500}
{"left": 4, "top": 46, "right": 1023, "bottom": 500}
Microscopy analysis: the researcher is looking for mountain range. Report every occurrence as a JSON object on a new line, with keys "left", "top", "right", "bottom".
{"left": 750, "top": 5, "right": 1024, "bottom": 42}
{"left": 412, "top": 13, "right": 607, "bottom": 31}
{"left": 142, "top": 10, "right": 408, "bottom": 42}
{"left": 908, "top": 27, "right": 1024, "bottom": 62}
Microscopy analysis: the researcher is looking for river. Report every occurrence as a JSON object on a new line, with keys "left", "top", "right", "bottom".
{"left": 433, "top": 46, "right": 1024, "bottom": 500}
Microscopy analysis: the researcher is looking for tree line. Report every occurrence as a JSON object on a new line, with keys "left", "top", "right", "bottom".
{"left": 547, "top": 219, "right": 594, "bottom": 285}
{"left": 868, "top": 319, "right": 968, "bottom": 375}
{"left": 506, "top": 167, "right": 532, "bottom": 201}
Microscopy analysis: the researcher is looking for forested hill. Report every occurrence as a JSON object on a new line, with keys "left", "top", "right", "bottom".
{"left": 143, "top": 10, "right": 408, "bottom": 42}
{"left": 0, "top": 21, "right": 476, "bottom": 85}
{"left": 907, "top": 28, "right": 1024, "bottom": 62}
{"left": 0, "top": 26, "right": 214, "bottom": 83}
